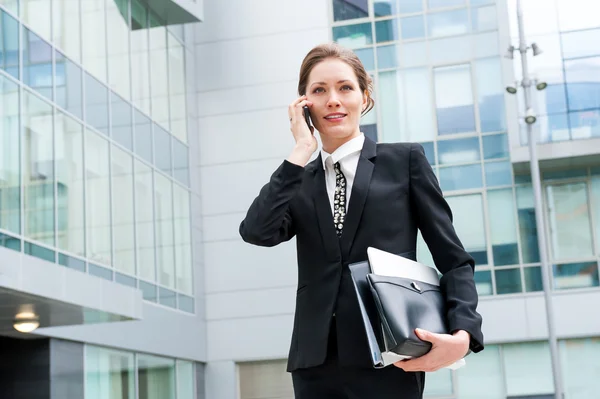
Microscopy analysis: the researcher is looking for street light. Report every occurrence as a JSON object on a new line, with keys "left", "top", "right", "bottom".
{"left": 505, "top": 1, "right": 565, "bottom": 398}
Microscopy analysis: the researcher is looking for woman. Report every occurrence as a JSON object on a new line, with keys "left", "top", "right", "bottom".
{"left": 239, "top": 43, "right": 483, "bottom": 399}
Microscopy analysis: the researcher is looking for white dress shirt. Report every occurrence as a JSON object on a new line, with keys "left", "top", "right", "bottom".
{"left": 320, "top": 134, "right": 365, "bottom": 215}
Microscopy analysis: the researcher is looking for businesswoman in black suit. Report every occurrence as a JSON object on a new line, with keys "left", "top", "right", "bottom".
{"left": 239, "top": 43, "right": 484, "bottom": 399}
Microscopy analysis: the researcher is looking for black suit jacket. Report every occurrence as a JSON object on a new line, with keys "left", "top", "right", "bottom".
{"left": 239, "top": 137, "right": 484, "bottom": 372}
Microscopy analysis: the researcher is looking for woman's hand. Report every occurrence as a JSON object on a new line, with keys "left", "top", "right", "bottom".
{"left": 393, "top": 329, "right": 470, "bottom": 372}
{"left": 287, "top": 95, "right": 317, "bottom": 167}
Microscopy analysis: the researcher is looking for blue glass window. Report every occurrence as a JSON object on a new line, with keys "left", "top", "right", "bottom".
{"left": 476, "top": 58, "right": 506, "bottom": 132}
{"left": 495, "top": 268, "right": 522, "bottom": 294}
{"left": 524, "top": 267, "right": 543, "bottom": 292}
{"left": 487, "top": 189, "right": 519, "bottom": 266}
{"left": 333, "top": 0, "right": 368, "bottom": 22}
{"left": 23, "top": 27, "right": 52, "bottom": 101}
{"left": 516, "top": 186, "right": 540, "bottom": 264}
{"left": 428, "top": 0, "right": 465, "bottom": 9}
{"left": 55, "top": 50, "right": 83, "bottom": 119}
{"left": 375, "top": 19, "right": 398, "bottom": 43}
{"left": 565, "top": 57, "right": 600, "bottom": 112}
{"left": 333, "top": 23, "right": 372, "bottom": 49}
{"left": 0, "top": 11, "right": 19, "bottom": 79}
{"left": 111, "top": 92, "right": 133, "bottom": 150}
{"left": 374, "top": 0, "right": 397, "bottom": 16}
{"left": 376, "top": 44, "right": 398, "bottom": 69}
{"left": 134, "top": 110, "right": 153, "bottom": 164}
{"left": 140, "top": 281, "right": 157, "bottom": 302}
{"left": 172, "top": 138, "right": 189, "bottom": 186}
{"left": 178, "top": 294, "right": 194, "bottom": 313}
{"left": 399, "top": 0, "right": 423, "bottom": 13}
{"left": 401, "top": 15, "right": 425, "bottom": 40}
{"left": 474, "top": 270, "right": 493, "bottom": 296}
{"left": 439, "top": 164, "right": 483, "bottom": 191}
{"left": 553, "top": 262, "right": 599, "bottom": 290}
{"left": 154, "top": 124, "right": 172, "bottom": 175}
{"left": 561, "top": 29, "right": 600, "bottom": 60}
{"left": 485, "top": 161, "right": 512, "bottom": 187}
{"left": 0, "top": 232, "right": 20, "bottom": 251}
{"left": 541, "top": 84, "right": 568, "bottom": 115}
{"left": 483, "top": 134, "right": 509, "bottom": 159}
{"left": 568, "top": 110, "right": 600, "bottom": 139}
{"left": 159, "top": 287, "right": 177, "bottom": 308}
{"left": 428, "top": 9, "right": 469, "bottom": 38}
{"left": 85, "top": 73, "right": 109, "bottom": 135}
{"left": 434, "top": 64, "right": 476, "bottom": 135}
{"left": 24, "top": 241, "right": 55, "bottom": 262}
{"left": 437, "top": 137, "right": 480, "bottom": 165}
{"left": 421, "top": 142, "right": 435, "bottom": 165}
{"left": 116, "top": 272, "right": 137, "bottom": 288}
{"left": 89, "top": 263, "right": 114, "bottom": 281}
{"left": 59, "top": 253, "right": 86, "bottom": 272}
{"left": 354, "top": 47, "right": 375, "bottom": 71}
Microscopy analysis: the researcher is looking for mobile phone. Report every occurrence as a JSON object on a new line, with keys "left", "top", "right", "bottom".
{"left": 303, "top": 106, "right": 312, "bottom": 129}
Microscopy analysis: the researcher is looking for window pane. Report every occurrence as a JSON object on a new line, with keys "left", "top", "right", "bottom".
{"left": 483, "top": 134, "right": 508, "bottom": 159}
{"left": 592, "top": 176, "right": 600, "bottom": 252}
{"left": 421, "top": 142, "right": 435, "bottom": 165}
{"left": 138, "top": 355, "right": 175, "bottom": 399}
{"left": 333, "top": 23, "right": 372, "bottom": 49}
{"left": 569, "top": 109, "right": 600, "bottom": 140}
{"left": 134, "top": 110, "right": 153, "bottom": 163}
{"left": 565, "top": 57, "right": 600, "bottom": 113}
{"left": 437, "top": 137, "right": 480, "bottom": 165}
{"left": 524, "top": 266, "right": 543, "bottom": 292}
{"left": 553, "top": 262, "right": 599, "bottom": 290}
{"left": 474, "top": 270, "right": 493, "bottom": 295}
{"left": 135, "top": 160, "right": 155, "bottom": 282}
{"left": 495, "top": 268, "right": 522, "bottom": 294}
{"left": 428, "top": 0, "right": 464, "bottom": 9}
{"left": 111, "top": 92, "right": 133, "bottom": 150}
{"left": 22, "top": 90, "right": 54, "bottom": 246}
{"left": 0, "top": 10, "right": 20, "bottom": 79}
{"left": 546, "top": 183, "right": 594, "bottom": 260}
{"left": 439, "top": 164, "right": 483, "bottom": 191}
{"left": 85, "top": 73, "right": 109, "bottom": 135}
{"left": 375, "top": 19, "right": 398, "bottom": 43}
{"left": 561, "top": 29, "right": 600, "bottom": 60}
{"left": 149, "top": 13, "right": 169, "bottom": 130}
{"left": 428, "top": 9, "right": 469, "bottom": 38}
{"left": 0, "top": 76, "right": 20, "bottom": 234}
{"left": 20, "top": 0, "right": 51, "bottom": 41}
{"left": 424, "top": 369, "right": 453, "bottom": 396}
{"left": 354, "top": 47, "right": 374, "bottom": 71}
{"left": 402, "top": 40, "right": 428, "bottom": 67}
{"left": 131, "top": 0, "right": 151, "bottom": 114}
{"left": 112, "top": 146, "right": 135, "bottom": 275}
{"left": 56, "top": 111, "right": 85, "bottom": 256}
{"left": 405, "top": 68, "right": 435, "bottom": 140}
{"left": 476, "top": 57, "right": 506, "bottom": 132}
{"left": 82, "top": 0, "right": 107, "bottom": 82}
{"left": 503, "top": 342, "right": 555, "bottom": 397}
{"left": 176, "top": 361, "right": 195, "bottom": 399}
{"left": 172, "top": 139, "right": 189, "bottom": 186}
{"left": 429, "top": 35, "right": 470, "bottom": 64}
{"left": 85, "top": 346, "right": 135, "bottom": 399}
{"left": 140, "top": 280, "right": 157, "bottom": 301}
{"left": 401, "top": 15, "right": 425, "bottom": 40}
{"left": 487, "top": 189, "right": 519, "bottom": 266}
{"left": 53, "top": 0, "right": 81, "bottom": 62}
{"left": 0, "top": 0, "right": 18, "bottom": 15}
{"left": 485, "top": 161, "right": 512, "bottom": 187}
{"left": 376, "top": 44, "right": 398, "bottom": 69}
{"left": 516, "top": 185, "right": 540, "bottom": 263}
{"left": 155, "top": 173, "right": 174, "bottom": 288}
{"left": 399, "top": 0, "right": 422, "bottom": 13}
{"left": 374, "top": 0, "right": 397, "bottom": 17}
{"left": 154, "top": 124, "right": 172, "bottom": 174}
{"left": 174, "top": 184, "right": 192, "bottom": 295}
{"left": 23, "top": 27, "right": 53, "bottom": 101}
{"left": 107, "top": 0, "right": 130, "bottom": 100}
{"left": 333, "top": 0, "right": 368, "bottom": 22}
{"left": 434, "top": 64, "right": 476, "bottom": 135}
{"left": 556, "top": 0, "right": 600, "bottom": 32}
{"left": 472, "top": 5, "right": 497, "bottom": 31}
{"left": 559, "top": 338, "right": 600, "bottom": 399}
{"left": 159, "top": 286, "right": 176, "bottom": 308}
{"left": 55, "top": 50, "right": 83, "bottom": 119}
{"left": 446, "top": 195, "right": 487, "bottom": 263}
{"left": 85, "top": 130, "right": 111, "bottom": 266}
{"left": 168, "top": 33, "right": 187, "bottom": 143}
{"left": 456, "top": 345, "right": 503, "bottom": 399}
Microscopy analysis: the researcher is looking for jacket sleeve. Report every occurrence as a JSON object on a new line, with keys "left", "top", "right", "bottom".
{"left": 409, "top": 143, "right": 484, "bottom": 353}
{"left": 239, "top": 160, "right": 305, "bottom": 247}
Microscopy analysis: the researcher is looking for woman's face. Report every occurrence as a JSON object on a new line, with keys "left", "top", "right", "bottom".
{"left": 306, "top": 58, "right": 368, "bottom": 149}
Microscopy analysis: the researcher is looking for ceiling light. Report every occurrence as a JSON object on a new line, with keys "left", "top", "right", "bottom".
{"left": 525, "top": 108, "right": 537, "bottom": 125}
{"left": 506, "top": 86, "right": 518, "bottom": 94}
{"left": 14, "top": 312, "right": 40, "bottom": 333}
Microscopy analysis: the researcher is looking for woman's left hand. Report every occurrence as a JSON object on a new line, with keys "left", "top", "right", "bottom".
{"left": 393, "top": 329, "right": 470, "bottom": 372}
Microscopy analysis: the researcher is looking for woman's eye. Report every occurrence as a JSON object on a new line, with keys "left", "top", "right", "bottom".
{"left": 341, "top": 85, "right": 353, "bottom": 91}
{"left": 313, "top": 87, "right": 324, "bottom": 93}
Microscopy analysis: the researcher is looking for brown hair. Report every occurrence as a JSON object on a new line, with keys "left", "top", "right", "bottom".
{"left": 297, "top": 43, "right": 375, "bottom": 116}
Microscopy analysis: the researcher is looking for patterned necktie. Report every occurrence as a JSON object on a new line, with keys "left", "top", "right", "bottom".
{"left": 333, "top": 162, "right": 347, "bottom": 237}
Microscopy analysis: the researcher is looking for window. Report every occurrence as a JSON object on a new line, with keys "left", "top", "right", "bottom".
{"left": 487, "top": 189, "right": 519, "bottom": 266}
{"left": 375, "top": 19, "right": 398, "bottom": 43}
{"left": 434, "top": 64, "right": 476, "bottom": 135}
{"left": 553, "top": 262, "right": 599, "bottom": 290}
{"left": 53, "top": 0, "right": 80, "bottom": 62}
{"left": 483, "top": 134, "right": 509, "bottom": 159}
{"left": 107, "top": 0, "right": 131, "bottom": 101}
{"left": 374, "top": 0, "right": 397, "bottom": 17}
{"left": 456, "top": 345, "right": 504, "bottom": 398}
{"left": 495, "top": 267, "right": 522, "bottom": 294}
{"left": 428, "top": 9, "right": 469, "bottom": 38}
{"left": 333, "top": 23, "right": 372, "bottom": 49}
{"left": 446, "top": 195, "right": 487, "bottom": 264}
{"left": 561, "top": 29, "right": 600, "bottom": 60}
{"left": 239, "top": 360, "right": 294, "bottom": 399}
{"left": 423, "top": 369, "right": 453, "bottom": 396}
{"left": 437, "top": 137, "right": 480, "bottom": 165}
{"left": 55, "top": 50, "right": 83, "bottom": 119}
{"left": 556, "top": 0, "right": 600, "bottom": 32}
{"left": 131, "top": 0, "right": 151, "bottom": 114}
{"left": 154, "top": 124, "right": 172, "bottom": 175}
{"left": 176, "top": 361, "right": 195, "bottom": 399}
{"left": 428, "top": 0, "right": 464, "bottom": 9}
{"left": 172, "top": 138, "right": 189, "bottom": 187}
{"left": 55, "top": 110, "right": 85, "bottom": 257}
{"left": 174, "top": 184, "right": 192, "bottom": 295}
{"left": 592, "top": 176, "right": 600, "bottom": 252}
{"left": 476, "top": 58, "right": 506, "bottom": 133}
{"left": 333, "top": 0, "right": 368, "bottom": 22}
{"left": 564, "top": 56, "right": 600, "bottom": 112}
{"left": 135, "top": 160, "right": 155, "bottom": 282}
{"left": 485, "top": 161, "right": 512, "bottom": 187}
{"left": 111, "top": 93, "right": 133, "bottom": 150}
{"left": 155, "top": 173, "right": 174, "bottom": 288}
{"left": 472, "top": 5, "right": 497, "bottom": 31}
{"left": 20, "top": 0, "right": 51, "bottom": 41}
{"left": 0, "top": 77, "right": 20, "bottom": 234}
{"left": 516, "top": 185, "right": 540, "bottom": 264}
{"left": 401, "top": 15, "right": 425, "bottom": 40}
{"left": 149, "top": 12, "right": 170, "bottom": 130}
{"left": 0, "top": 10, "right": 19, "bottom": 79}
{"left": 22, "top": 90, "right": 54, "bottom": 246}
{"left": 85, "top": 346, "right": 135, "bottom": 399}
{"left": 111, "top": 146, "right": 135, "bottom": 275}
{"left": 82, "top": 0, "right": 107, "bottom": 82}
{"left": 134, "top": 110, "right": 153, "bottom": 164}
{"left": 559, "top": 338, "right": 600, "bottom": 398}
{"left": 85, "top": 73, "right": 109, "bottom": 135}
{"left": 399, "top": 0, "right": 422, "bottom": 14}
{"left": 22, "top": 27, "right": 53, "bottom": 101}
{"left": 439, "top": 164, "right": 483, "bottom": 192}
{"left": 168, "top": 33, "right": 187, "bottom": 143}
{"left": 138, "top": 355, "right": 175, "bottom": 399}
{"left": 503, "top": 342, "right": 555, "bottom": 397}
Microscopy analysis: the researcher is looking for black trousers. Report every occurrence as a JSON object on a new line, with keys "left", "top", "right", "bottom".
{"left": 291, "top": 319, "right": 425, "bottom": 399}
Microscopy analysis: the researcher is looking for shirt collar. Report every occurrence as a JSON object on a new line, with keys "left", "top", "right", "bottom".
{"left": 321, "top": 133, "right": 365, "bottom": 170}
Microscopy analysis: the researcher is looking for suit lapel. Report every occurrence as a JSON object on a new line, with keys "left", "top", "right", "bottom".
{"left": 340, "top": 137, "right": 377, "bottom": 259}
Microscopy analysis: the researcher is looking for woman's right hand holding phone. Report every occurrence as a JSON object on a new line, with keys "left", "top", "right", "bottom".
{"left": 287, "top": 95, "right": 317, "bottom": 167}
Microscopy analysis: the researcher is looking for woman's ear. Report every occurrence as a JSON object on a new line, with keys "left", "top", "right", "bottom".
{"left": 363, "top": 90, "right": 370, "bottom": 112}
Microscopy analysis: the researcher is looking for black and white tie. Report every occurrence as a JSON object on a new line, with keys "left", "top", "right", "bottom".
{"left": 333, "top": 162, "right": 346, "bottom": 237}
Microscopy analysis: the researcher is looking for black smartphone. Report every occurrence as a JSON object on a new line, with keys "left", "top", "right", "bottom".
{"left": 303, "top": 106, "right": 312, "bottom": 129}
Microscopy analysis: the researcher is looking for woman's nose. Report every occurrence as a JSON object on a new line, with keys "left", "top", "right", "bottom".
{"left": 327, "top": 95, "right": 341, "bottom": 108}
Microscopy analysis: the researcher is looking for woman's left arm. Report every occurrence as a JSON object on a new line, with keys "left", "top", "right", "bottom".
{"left": 396, "top": 143, "right": 484, "bottom": 372}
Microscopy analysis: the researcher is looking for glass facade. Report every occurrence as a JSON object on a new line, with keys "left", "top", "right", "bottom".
{"left": 0, "top": 0, "right": 193, "bottom": 312}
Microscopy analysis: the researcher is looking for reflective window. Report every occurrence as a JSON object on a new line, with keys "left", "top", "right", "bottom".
{"left": 437, "top": 137, "right": 480, "bottom": 165}
{"left": 561, "top": 29, "right": 600, "bottom": 60}
{"left": 333, "top": 23, "right": 372, "bottom": 49}
{"left": 524, "top": 266, "right": 543, "bottom": 292}
{"left": 174, "top": 184, "right": 192, "bottom": 295}
{"left": 428, "top": 0, "right": 464, "bottom": 8}
{"left": 553, "top": 262, "right": 599, "bottom": 289}
{"left": 434, "top": 64, "right": 476, "bottom": 135}
{"left": 55, "top": 50, "right": 83, "bottom": 119}
{"left": 556, "top": 0, "right": 600, "bottom": 32}
{"left": 168, "top": 33, "right": 187, "bottom": 143}
{"left": 446, "top": 195, "right": 487, "bottom": 264}
{"left": 135, "top": 160, "right": 155, "bottom": 282}
{"left": 131, "top": 0, "right": 151, "bottom": 114}
{"left": 476, "top": 57, "right": 505, "bottom": 132}
{"left": 23, "top": 27, "right": 53, "bottom": 101}
{"left": 374, "top": 0, "right": 397, "bottom": 16}
{"left": 546, "top": 182, "right": 594, "bottom": 260}
{"left": 111, "top": 93, "right": 133, "bottom": 150}
{"left": 85, "top": 346, "right": 135, "bottom": 399}
{"left": 85, "top": 130, "right": 111, "bottom": 266}
{"left": 516, "top": 185, "right": 540, "bottom": 264}
{"left": 487, "top": 189, "right": 519, "bottom": 266}
{"left": 172, "top": 139, "right": 189, "bottom": 186}
{"left": 485, "top": 161, "right": 512, "bottom": 187}
{"left": 472, "top": 5, "right": 497, "bottom": 31}
{"left": 439, "top": 164, "right": 483, "bottom": 192}
{"left": 159, "top": 287, "right": 176, "bottom": 308}
{"left": 55, "top": 111, "right": 85, "bottom": 257}
{"left": 495, "top": 267, "right": 522, "bottom": 294}
{"left": 474, "top": 31, "right": 499, "bottom": 59}
{"left": 155, "top": 173, "right": 175, "bottom": 289}
{"left": 421, "top": 142, "right": 435, "bottom": 165}
{"left": 22, "top": 90, "right": 54, "bottom": 246}
{"left": 149, "top": 12, "right": 170, "bottom": 130}
{"left": 559, "top": 338, "right": 600, "bottom": 398}
{"left": 107, "top": 0, "right": 131, "bottom": 100}
{"left": 140, "top": 280, "right": 157, "bottom": 302}
{"left": 375, "top": 19, "right": 398, "bottom": 43}
{"left": 85, "top": 73, "right": 109, "bottom": 135}
{"left": 503, "top": 342, "right": 554, "bottom": 396}
{"left": 354, "top": 47, "right": 374, "bottom": 71}
{"left": 401, "top": 15, "right": 425, "bottom": 40}
{"left": 176, "top": 361, "right": 195, "bottom": 399}
{"left": 82, "top": 0, "right": 107, "bottom": 82}
{"left": 565, "top": 57, "right": 600, "bottom": 112}
{"left": 569, "top": 109, "right": 600, "bottom": 140}
{"left": 592, "top": 176, "right": 600, "bottom": 251}
{"left": 134, "top": 110, "right": 153, "bottom": 163}
{"left": 399, "top": 0, "right": 423, "bottom": 13}
{"left": 0, "top": 75, "right": 20, "bottom": 234}
{"left": 402, "top": 41, "right": 428, "bottom": 67}
{"left": 474, "top": 270, "right": 493, "bottom": 295}
{"left": 483, "top": 134, "right": 509, "bottom": 159}
{"left": 333, "top": 0, "right": 368, "bottom": 21}
{"left": 154, "top": 124, "right": 172, "bottom": 175}
{"left": 20, "top": 0, "right": 51, "bottom": 41}
{"left": 25, "top": 241, "right": 54, "bottom": 261}
{"left": 424, "top": 369, "right": 453, "bottom": 396}
{"left": 112, "top": 146, "right": 135, "bottom": 275}
{"left": 376, "top": 44, "right": 398, "bottom": 69}
{"left": 53, "top": 0, "right": 81, "bottom": 62}
{"left": 404, "top": 68, "right": 435, "bottom": 140}
{"left": 0, "top": 0, "right": 18, "bottom": 14}
{"left": 138, "top": 355, "right": 175, "bottom": 399}
{"left": 0, "top": 10, "right": 19, "bottom": 79}
{"left": 429, "top": 36, "right": 470, "bottom": 65}
{"left": 427, "top": 9, "right": 469, "bottom": 38}
{"left": 456, "top": 345, "right": 503, "bottom": 398}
